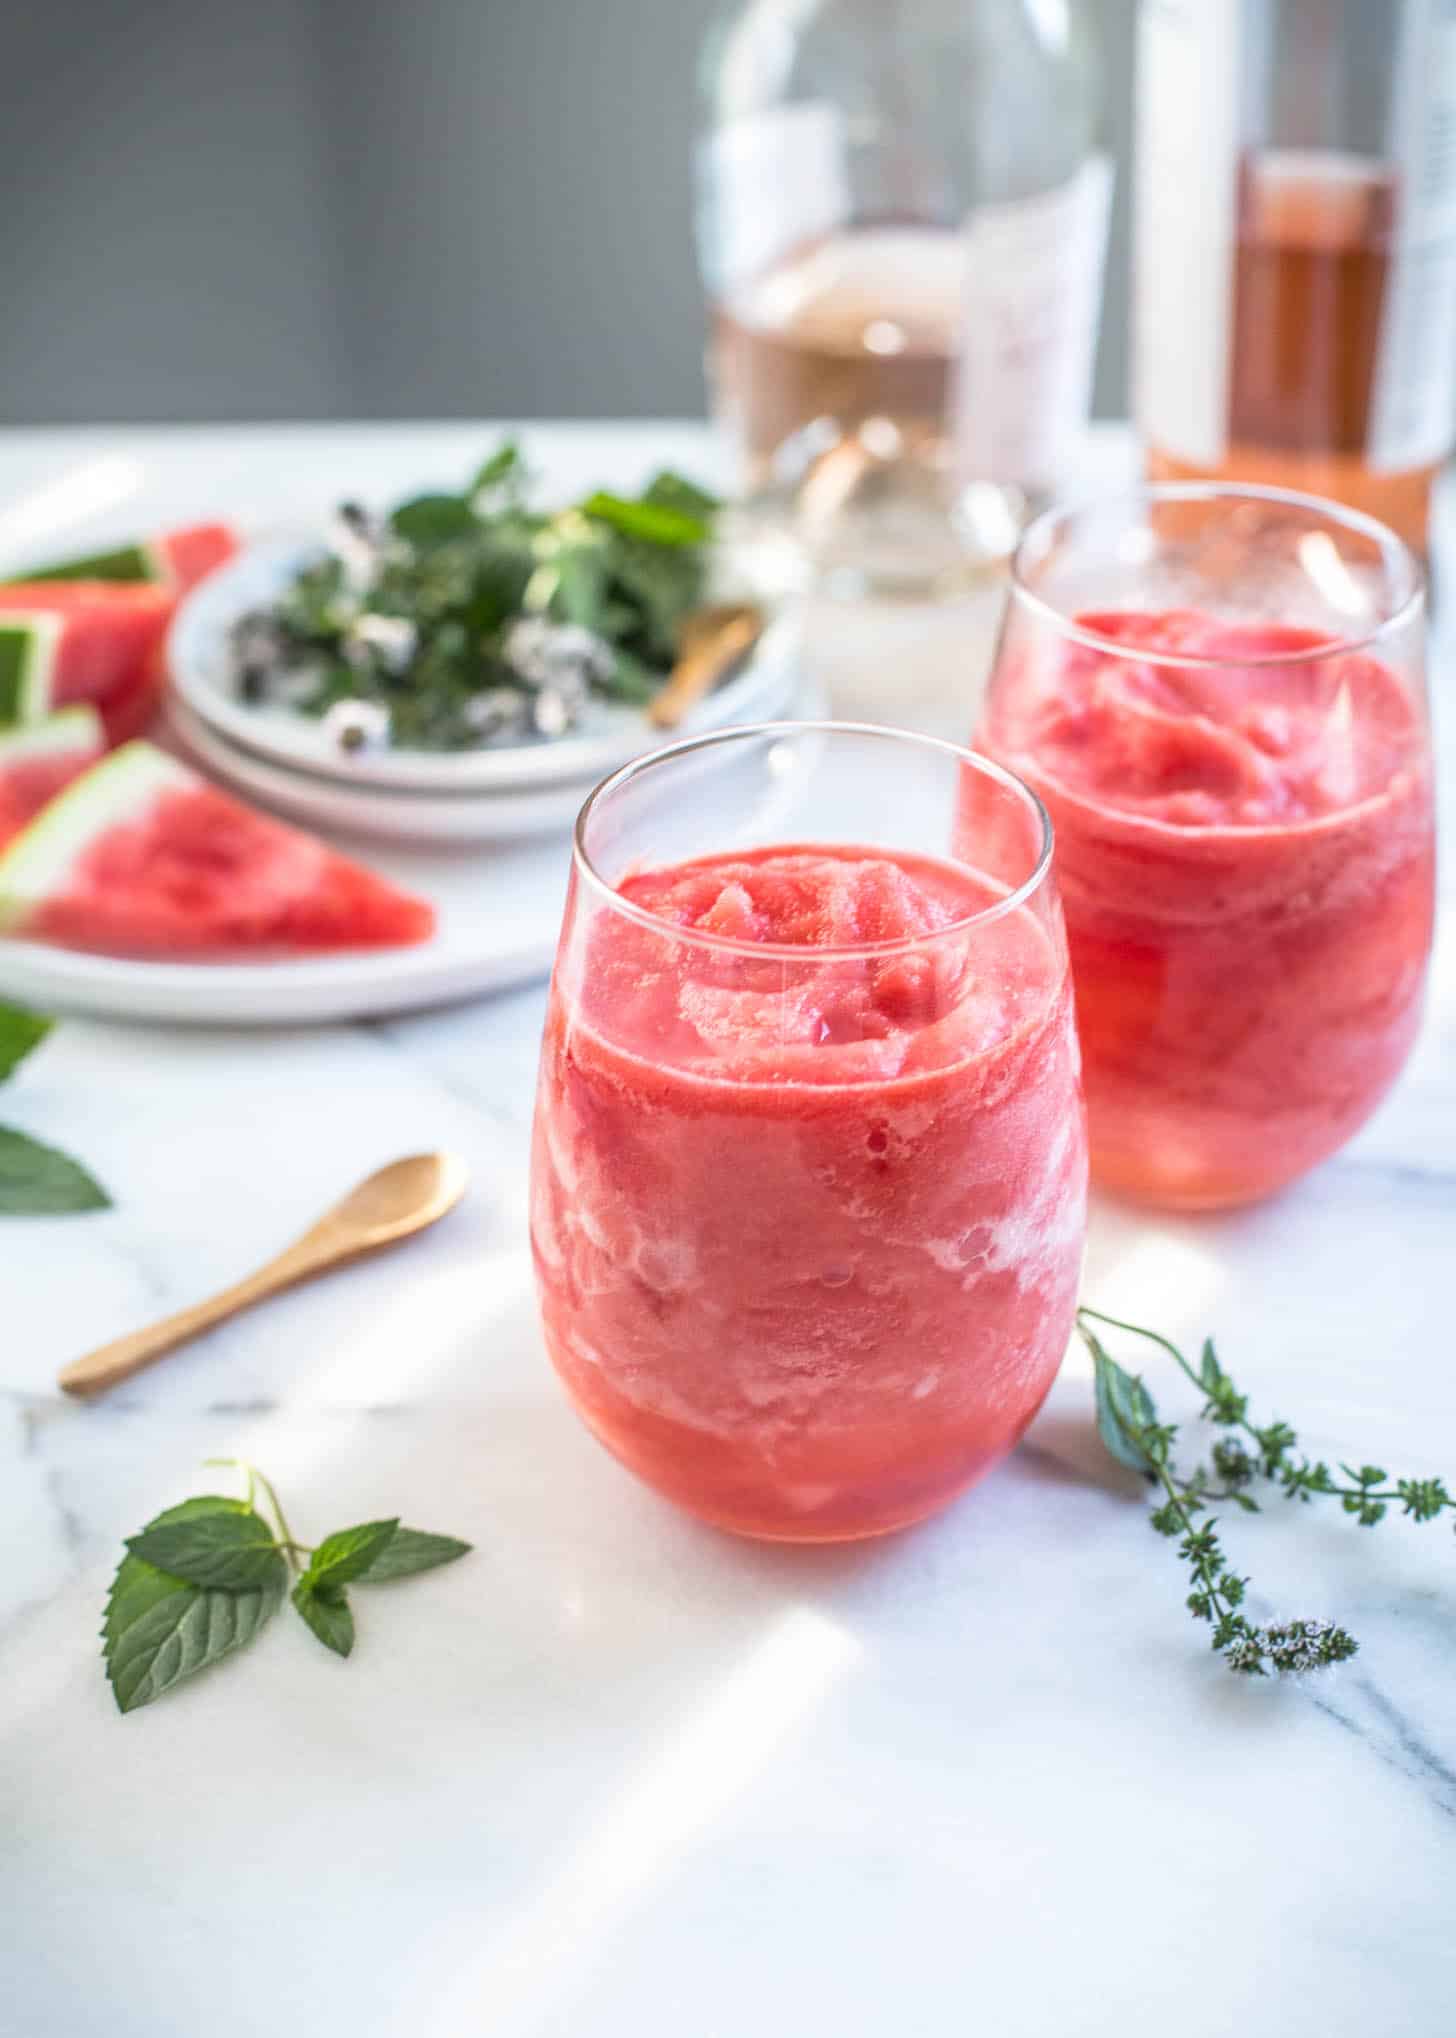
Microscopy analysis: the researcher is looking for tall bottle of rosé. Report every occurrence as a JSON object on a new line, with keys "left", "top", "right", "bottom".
{"left": 697, "top": 0, "right": 1109, "bottom": 598}
{"left": 1135, "top": 0, "right": 1456, "bottom": 556}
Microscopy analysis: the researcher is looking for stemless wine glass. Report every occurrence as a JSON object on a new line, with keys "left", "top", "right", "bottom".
{"left": 979, "top": 483, "right": 1436, "bottom": 1209}
{"left": 530, "top": 723, "right": 1087, "bottom": 1542}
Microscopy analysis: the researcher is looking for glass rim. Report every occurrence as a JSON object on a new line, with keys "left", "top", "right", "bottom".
{"left": 1010, "top": 480, "right": 1427, "bottom": 669}
{"left": 572, "top": 720, "right": 1056, "bottom": 961}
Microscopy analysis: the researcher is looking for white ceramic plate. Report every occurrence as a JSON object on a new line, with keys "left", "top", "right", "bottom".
{"left": 170, "top": 537, "right": 797, "bottom": 793}
{"left": 0, "top": 832, "right": 567, "bottom": 1025}
{"left": 164, "top": 699, "right": 588, "bottom": 844}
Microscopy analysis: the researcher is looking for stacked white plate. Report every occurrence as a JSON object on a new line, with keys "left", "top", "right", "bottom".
{"left": 165, "top": 539, "right": 804, "bottom": 846}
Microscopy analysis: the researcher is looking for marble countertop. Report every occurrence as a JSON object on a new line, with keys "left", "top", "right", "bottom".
{"left": 2, "top": 425, "right": 1453, "bottom": 2037}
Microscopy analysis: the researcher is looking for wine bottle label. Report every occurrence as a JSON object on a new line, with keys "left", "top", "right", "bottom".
{"left": 1368, "top": 0, "right": 1456, "bottom": 473}
{"left": 1133, "top": 0, "right": 1243, "bottom": 467}
{"left": 953, "top": 155, "right": 1113, "bottom": 492}
{"left": 700, "top": 104, "right": 851, "bottom": 293}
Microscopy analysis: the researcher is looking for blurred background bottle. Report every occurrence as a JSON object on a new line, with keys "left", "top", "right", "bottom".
{"left": 697, "top": 0, "right": 1108, "bottom": 599}
{"left": 1136, "top": 0, "right": 1456, "bottom": 555}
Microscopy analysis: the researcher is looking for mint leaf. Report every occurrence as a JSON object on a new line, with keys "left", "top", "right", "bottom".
{"left": 302, "top": 1519, "right": 400, "bottom": 1590}
{"left": 1091, "top": 1344, "right": 1160, "bottom": 1477}
{"left": 644, "top": 470, "right": 719, "bottom": 521}
{"left": 127, "top": 1506, "right": 286, "bottom": 1593}
{"left": 355, "top": 1528, "right": 472, "bottom": 1583}
{"left": 0, "top": 1126, "right": 110, "bottom": 1214}
{"left": 389, "top": 494, "right": 478, "bottom": 549}
{"left": 579, "top": 491, "right": 709, "bottom": 547}
{"left": 292, "top": 1580, "right": 354, "bottom": 1657}
{"left": 0, "top": 1006, "right": 51, "bottom": 1081}
{"left": 104, "top": 1497, "right": 283, "bottom": 1713}
{"left": 471, "top": 440, "right": 526, "bottom": 500}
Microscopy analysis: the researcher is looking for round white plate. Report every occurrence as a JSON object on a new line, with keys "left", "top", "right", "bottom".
{"left": 165, "top": 699, "right": 587, "bottom": 844}
{"left": 170, "top": 537, "right": 797, "bottom": 793}
{"left": 0, "top": 832, "right": 567, "bottom": 1025}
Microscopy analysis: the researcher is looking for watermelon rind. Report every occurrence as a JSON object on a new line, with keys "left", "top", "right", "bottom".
{"left": 5, "top": 541, "right": 165, "bottom": 586}
{"left": 0, "top": 741, "right": 190, "bottom": 932}
{"left": 0, "top": 705, "right": 103, "bottom": 764}
{"left": 0, "top": 614, "right": 61, "bottom": 724}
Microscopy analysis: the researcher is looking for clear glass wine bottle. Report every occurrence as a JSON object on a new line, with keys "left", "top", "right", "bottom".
{"left": 697, "top": 0, "right": 1108, "bottom": 599}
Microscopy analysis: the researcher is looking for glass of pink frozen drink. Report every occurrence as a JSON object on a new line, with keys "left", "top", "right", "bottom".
{"left": 530, "top": 724, "right": 1087, "bottom": 1541}
{"left": 980, "top": 485, "right": 1435, "bottom": 1209}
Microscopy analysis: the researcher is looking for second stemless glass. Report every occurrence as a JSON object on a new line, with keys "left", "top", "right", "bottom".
{"left": 530, "top": 724, "right": 1087, "bottom": 1542}
{"left": 980, "top": 484, "right": 1436, "bottom": 1209}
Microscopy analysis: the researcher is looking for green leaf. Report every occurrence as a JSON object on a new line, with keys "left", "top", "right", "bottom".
{"left": 0, "top": 1005, "right": 51, "bottom": 1082}
{"left": 644, "top": 470, "right": 719, "bottom": 520}
{"left": 1199, "top": 1338, "right": 1224, "bottom": 1392}
{"left": 389, "top": 494, "right": 479, "bottom": 549}
{"left": 302, "top": 1519, "right": 400, "bottom": 1590}
{"left": 548, "top": 540, "right": 612, "bottom": 633}
{"left": 127, "top": 1506, "right": 287, "bottom": 1593}
{"left": 579, "top": 491, "right": 709, "bottom": 548}
{"left": 1091, "top": 1342, "right": 1161, "bottom": 1476}
{"left": 104, "top": 1498, "right": 283, "bottom": 1713}
{"left": 292, "top": 1580, "right": 354, "bottom": 1657}
{"left": 600, "top": 647, "right": 659, "bottom": 704}
{"left": 355, "top": 1528, "right": 472, "bottom": 1583}
{"left": 471, "top": 440, "right": 526, "bottom": 499}
{"left": 0, "top": 1125, "right": 110, "bottom": 1214}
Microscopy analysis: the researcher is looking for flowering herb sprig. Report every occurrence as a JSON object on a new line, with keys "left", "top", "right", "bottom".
{"left": 1079, "top": 1306, "right": 1454, "bottom": 1677}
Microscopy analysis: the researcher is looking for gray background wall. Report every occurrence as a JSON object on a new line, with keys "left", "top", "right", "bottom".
{"left": 0, "top": 0, "right": 1137, "bottom": 424}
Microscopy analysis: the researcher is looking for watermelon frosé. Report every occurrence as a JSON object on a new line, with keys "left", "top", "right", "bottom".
{"left": 983, "top": 597, "right": 1435, "bottom": 1209}
{"left": 531, "top": 730, "right": 1087, "bottom": 1541}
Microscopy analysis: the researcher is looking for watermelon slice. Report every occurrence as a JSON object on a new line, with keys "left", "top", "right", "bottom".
{"left": 0, "top": 710, "right": 106, "bottom": 850}
{"left": 0, "top": 742, "right": 437, "bottom": 960}
{"left": 5, "top": 521, "right": 240, "bottom": 595}
{"left": 0, "top": 582, "right": 173, "bottom": 741}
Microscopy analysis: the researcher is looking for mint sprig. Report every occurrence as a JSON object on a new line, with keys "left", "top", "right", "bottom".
{"left": 0, "top": 1003, "right": 110, "bottom": 1215}
{"left": 105, "top": 1497, "right": 286, "bottom": 1713}
{"left": 102, "top": 1462, "right": 471, "bottom": 1712}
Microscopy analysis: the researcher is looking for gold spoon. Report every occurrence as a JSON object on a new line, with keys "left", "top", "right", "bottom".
{"left": 58, "top": 1152, "right": 469, "bottom": 1399}
{"left": 649, "top": 602, "right": 764, "bottom": 730}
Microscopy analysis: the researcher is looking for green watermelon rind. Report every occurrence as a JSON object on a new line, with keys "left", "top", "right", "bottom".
{"left": 0, "top": 613, "right": 61, "bottom": 724}
{"left": 0, "top": 706, "right": 104, "bottom": 765}
{"left": 0, "top": 741, "right": 191, "bottom": 934}
{"left": 4, "top": 541, "right": 167, "bottom": 586}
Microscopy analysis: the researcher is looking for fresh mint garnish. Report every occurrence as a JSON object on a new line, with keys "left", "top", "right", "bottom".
{"left": 0, "top": 1125, "right": 110, "bottom": 1214}
{"left": 292, "top": 1580, "right": 355, "bottom": 1658}
{"left": 102, "top": 1464, "right": 471, "bottom": 1713}
{"left": 298, "top": 1519, "right": 400, "bottom": 1591}
{"left": 104, "top": 1498, "right": 285, "bottom": 1713}
{"left": 355, "top": 1528, "right": 472, "bottom": 1582}
{"left": 1080, "top": 1306, "right": 1456, "bottom": 1677}
{"left": 228, "top": 442, "right": 720, "bottom": 751}
{"left": 0, "top": 1004, "right": 111, "bottom": 1215}
{"left": 126, "top": 1507, "right": 288, "bottom": 1594}
{"left": 0, "top": 1003, "right": 52, "bottom": 1080}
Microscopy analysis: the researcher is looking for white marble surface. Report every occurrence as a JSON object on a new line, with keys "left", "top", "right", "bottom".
{"left": 2, "top": 425, "right": 1454, "bottom": 2037}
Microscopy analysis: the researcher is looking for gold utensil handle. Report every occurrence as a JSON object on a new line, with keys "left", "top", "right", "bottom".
{"left": 58, "top": 1242, "right": 323, "bottom": 1398}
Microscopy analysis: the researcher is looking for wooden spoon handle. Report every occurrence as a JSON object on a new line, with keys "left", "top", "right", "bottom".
{"left": 58, "top": 1242, "right": 324, "bottom": 1398}
{"left": 650, "top": 609, "right": 763, "bottom": 730}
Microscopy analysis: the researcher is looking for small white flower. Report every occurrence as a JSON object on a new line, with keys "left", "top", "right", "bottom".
{"left": 350, "top": 612, "right": 418, "bottom": 672}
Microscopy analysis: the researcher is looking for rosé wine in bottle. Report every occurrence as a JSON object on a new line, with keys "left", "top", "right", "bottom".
{"left": 1135, "top": 0, "right": 1456, "bottom": 555}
